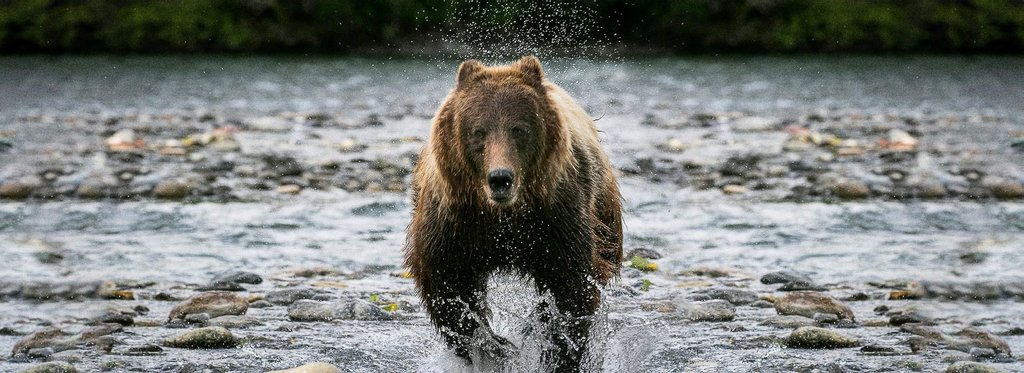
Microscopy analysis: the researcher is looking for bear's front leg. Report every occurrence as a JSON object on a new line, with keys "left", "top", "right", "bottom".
{"left": 534, "top": 273, "right": 601, "bottom": 372}
{"left": 418, "top": 267, "right": 515, "bottom": 361}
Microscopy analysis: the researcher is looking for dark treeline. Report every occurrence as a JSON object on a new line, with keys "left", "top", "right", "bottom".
{"left": 2, "top": 0, "right": 1023, "bottom": 54}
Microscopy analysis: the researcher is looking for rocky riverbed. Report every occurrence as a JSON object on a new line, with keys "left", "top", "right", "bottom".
{"left": 1, "top": 56, "right": 1023, "bottom": 372}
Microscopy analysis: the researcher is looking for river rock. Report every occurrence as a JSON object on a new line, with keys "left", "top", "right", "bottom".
{"left": 831, "top": 180, "right": 870, "bottom": 199}
{"left": 760, "top": 315, "right": 815, "bottom": 329}
{"left": 212, "top": 271, "right": 263, "bottom": 285}
{"left": 20, "top": 361, "right": 78, "bottom": 373}
{"left": 11, "top": 327, "right": 71, "bottom": 355}
{"left": 197, "top": 279, "right": 245, "bottom": 291}
{"left": 778, "top": 279, "right": 827, "bottom": 291}
{"left": 0, "top": 181, "right": 35, "bottom": 199}
{"left": 990, "top": 181, "right": 1024, "bottom": 199}
{"left": 903, "top": 324, "right": 1012, "bottom": 355}
{"left": 266, "top": 288, "right": 320, "bottom": 305}
{"left": 945, "top": 362, "right": 1003, "bottom": 373}
{"left": 761, "top": 271, "right": 812, "bottom": 285}
{"left": 153, "top": 180, "right": 192, "bottom": 199}
{"left": 954, "top": 327, "right": 1012, "bottom": 355}
{"left": 268, "top": 362, "right": 343, "bottom": 373}
{"left": 184, "top": 313, "right": 210, "bottom": 324}
{"left": 625, "top": 247, "right": 662, "bottom": 260}
{"left": 111, "top": 344, "right": 164, "bottom": 356}
{"left": 79, "top": 323, "right": 122, "bottom": 340}
{"left": 208, "top": 315, "right": 263, "bottom": 329}
{"left": 774, "top": 292, "right": 855, "bottom": 320}
{"left": 76, "top": 179, "right": 116, "bottom": 199}
{"left": 680, "top": 300, "right": 735, "bottom": 322}
{"left": 168, "top": 291, "right": 248, "bottom": 320}
{"left": 786, "top": 326, "right": 858, "bottom": 349}
{"left": 162, "top": 326, "right": 236, "bottom": 349}
{"left": 701, "top": 288, "right": 758, "bottom": 305}
{"left": 288, "top": 299, "right": 392, "bottom": 322}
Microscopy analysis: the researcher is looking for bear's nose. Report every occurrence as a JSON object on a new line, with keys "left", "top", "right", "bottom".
{"left": 487, "top": 169, "right": 514, "bottom": 195}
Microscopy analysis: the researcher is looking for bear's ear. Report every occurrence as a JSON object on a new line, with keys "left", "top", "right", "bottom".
{"left": 515, "top": 55, "right": 544, "bottom": 85}
{"left": 456, "top": 59, "right": 484, "bottom": 89}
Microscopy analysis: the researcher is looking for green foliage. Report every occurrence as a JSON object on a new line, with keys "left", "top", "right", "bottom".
{"left": 1, "top": 0, "right": 1022, "bottom": 53}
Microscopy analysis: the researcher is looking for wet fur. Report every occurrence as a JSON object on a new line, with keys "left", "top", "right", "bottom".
{"left": 405, "top": 56, "right": 623, "bottom": 371}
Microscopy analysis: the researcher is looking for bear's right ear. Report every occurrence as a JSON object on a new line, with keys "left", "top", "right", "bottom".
{"left": 456, "top": 60, "right": 484, "bottom": 89}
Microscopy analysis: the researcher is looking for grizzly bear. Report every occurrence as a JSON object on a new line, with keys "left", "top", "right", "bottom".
{"left": 404, "top": 55, "right": 623, "bottom": 371}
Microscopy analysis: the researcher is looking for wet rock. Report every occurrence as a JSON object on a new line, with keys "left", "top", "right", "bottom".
{"left": 778, "top": 279, "right": 827, "bottom": 291}
{"left": 20, "top": 361, "right": 78, "bottom": 373}
{"left": 208, "top": 315, "right": 264, "bottom": 329}
{"left": 93, "top": 312, "right": 133, "bottom": 326}
{"left": 0, "top": 326, "right": 25, "bottom": 336}
{"left": 79, "top": 323, "right": 122, "bottom": 340}
{"left": 831, "top": 180, "right": 870, "bottom": 199}
{"left": 162, "top": 326, "right": 236, "bottom": 349}
{"left": 997, "top": 327, "right": 1024, "bottom": 336}
{"left": 889, "top": 311, "right": 931, "bottom": 326}
{"left": 11, "top": 327, "right": 70, "bottom": 355}
{"left": 153, "top": 180, "right": 192, "bottom": 199}
{"left": 786, "top": 326, "right": 858, "bottom": 349}
{"left": 761, "top": 271, "right": 812, "bottom": 285}
{"left": 954, "top": 327, "right": 1012, "bottom": 355}
{"left": 112, "top": 344, "right": 163, "bottom": 356}
{"left": 721, "top": 184, "right": 746, "bottom": 195}
{"left": 701, "top": 288, "right": 758, "bottom": 305}
{"left": 914, "top": 181, "right": 947, "bottom": 199}
{"left": 287, "top": 299, "right": 392, "bottom": 322}
{"left": 167, "top": 291, "right": 248, "bottom": 320}
{"left": 269, "top": 362, "right": 343, "bottom": 373}
{"left": 680, "top": 300, "right": 735, "bottom": 322}
{"left": 197, "top": 279, "right": 245, "bottom": 291}
{"left": 184, "top": 313, "right": 210, "bottom": 324}
{"left": 859, "top": 345, "right": 899, "bottom": 356}
{"left": 276, "top": 184, "right": 302, "bottom": 194}
{"left": 941, "top": 350, "right": 974, "bottom": 363}
{"left": 48, "top": 350, "right": 83, "bottom": 363}
{"left": 903, "top": 324, "right": 1012, "bottom": 356}
{"left": 813, "top": 312, "right": 840, "bottom": 324}
{"left": 213, "top": 271, "right": 262, "bottom": 285}
{"left": 75, "top": 181, "right": 111, "bottom": 199}
{"left": 750, "top": 300, "right": 774, "bottom": 308}
{"left": 969, "top": 347, "right": 996, "bottom": 358}
{"left": 248, "top": 300, "right": 273, "bottom": 308}
{"left": 266, "top": 288, "right": 320, "bottom": 305}
{"left": 760, "top": 315, "right": 815, "bottom": 329}
{"left": 163, "top": 319, "right": 189, "bottom": 329}
{"left": 945, "top": 362, "right": 1002, "bottom": 373}
{"left": 774, "top": 292, "right": 855, "bottom": 320}
{"left": 0, "top": 181, "right": 36, "bottom": 199}
{"left": 625, "top": 247, "right": 662, "bottom": 260}
{"left": 28, "top": 347, "right": 54, "bottom": 358}
{"left": 990, "top": 181, "right": 1024, "bottom": 199}
{"left": 261, "top": 154, "right": 303, "bottom": 178}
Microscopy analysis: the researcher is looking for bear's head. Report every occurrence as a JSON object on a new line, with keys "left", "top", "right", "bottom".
{"left": 433, "top": 55, "right": 563, "bottom": 208}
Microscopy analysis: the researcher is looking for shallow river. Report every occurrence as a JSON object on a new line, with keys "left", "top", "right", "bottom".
{"left": 0, "top": 56, "right": 1022, "bottom": 372}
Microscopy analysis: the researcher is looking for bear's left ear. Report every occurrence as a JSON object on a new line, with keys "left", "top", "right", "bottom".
{"left": 515, "top": 55, "right": 544, "bottom": 85}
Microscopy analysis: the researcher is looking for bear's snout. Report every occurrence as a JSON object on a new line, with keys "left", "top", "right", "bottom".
{"left": 486, "top": 169, "right": 515, "bottom": 203}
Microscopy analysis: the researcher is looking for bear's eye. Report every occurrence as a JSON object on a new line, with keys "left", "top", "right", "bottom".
{"left": 510, "top": 126, "right": 528, "bottom": 137}
{"left": 472, "top": 128, "right": 486, "bottom": 139}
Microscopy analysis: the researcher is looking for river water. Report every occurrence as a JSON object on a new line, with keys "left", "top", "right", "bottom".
{"left": 0, "top": 56, "right": 1022, "bottom": 372}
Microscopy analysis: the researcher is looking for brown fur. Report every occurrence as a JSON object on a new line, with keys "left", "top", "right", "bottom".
{"left": 404, "top": 56, "right": 623, "bottom": 371}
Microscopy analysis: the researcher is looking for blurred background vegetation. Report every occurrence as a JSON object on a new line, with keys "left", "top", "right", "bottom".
{"left": 1, "top": 0, "right": 1023, "bottom": 54}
